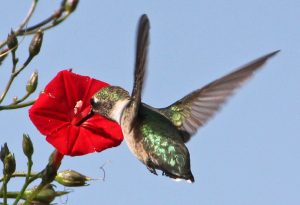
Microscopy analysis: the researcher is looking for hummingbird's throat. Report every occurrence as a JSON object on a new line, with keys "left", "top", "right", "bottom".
{"left": 110, "top": 99, "right": 130, "bottom": 124}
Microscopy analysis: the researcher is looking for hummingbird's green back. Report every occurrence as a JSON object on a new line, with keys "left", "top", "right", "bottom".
{"left": 138, "top": 104, "right": 193, "bottom": 179}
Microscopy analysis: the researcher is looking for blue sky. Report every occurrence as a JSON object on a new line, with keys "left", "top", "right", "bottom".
{"left": 1, "top": 1, "right": 299, "bottom": 204}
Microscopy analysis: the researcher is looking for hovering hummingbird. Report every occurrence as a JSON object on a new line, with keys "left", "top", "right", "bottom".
{"left": 91, "top": 14, "right": 279, "bottom": 183}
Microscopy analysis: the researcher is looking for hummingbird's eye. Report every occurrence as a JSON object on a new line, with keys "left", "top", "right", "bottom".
{"left": 90, "top": 98, "right": 97, "bottom": 107}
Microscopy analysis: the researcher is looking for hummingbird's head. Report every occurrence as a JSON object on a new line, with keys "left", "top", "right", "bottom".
{"left": 91, "top": 86, "right": 130, "bottom": 123}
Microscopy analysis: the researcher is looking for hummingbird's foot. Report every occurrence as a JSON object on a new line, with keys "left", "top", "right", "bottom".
{"left": 146, "top": 166, "right": 158, "bottom": 175}
{"left": 146, "top": 160, "right": 158, "bottom": 175}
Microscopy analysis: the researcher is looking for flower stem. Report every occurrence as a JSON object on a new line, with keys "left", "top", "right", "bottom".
{"left": 13, "top": 92, "right": 32, "bottom": 105}
{"left": 23, "top": 150, "right": 64, "bottom": 205}
{"left": 0, "top": 55, "right": 33, "bottom": 105}
{"left": 19, "top": 8, "right": 63, "bottom": 35}
{"left": 1, "top": 175, "right": 10, "bottom": 205}
{"left": 12, "top": 158, "right": 33, "bottom": 205}
{"left": 19, "top": 0, "right": 71, "bottom": 35}
{"left": 0, "top": 191, "right": 20, "bottom": 199}
{"left": 14, "top": 55, "right": 33, "bottom": 76}
{"left": 16, "top": 0, "right": 39, "bottom": 32}
{"left": 0, "top": 172, "right": 38, "bottom": 182}
{"left": 0, "top": 100, "right": 35, "bottom": 111}
{"left": 0, "top": 0, "right": 39, "bottom": 50}
{"left": 0, "top": 50, "right": 17, "bottom": 104}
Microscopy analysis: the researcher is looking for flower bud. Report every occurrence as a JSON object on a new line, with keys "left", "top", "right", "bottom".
{"left": 64, "top": 0, "right": 79, "bottom": 13}
{"left": 29, "top": 30, "right": 43, "bottom": 57}
{"left": 24, "top": 184, "right": 69, "bottom": 203}
{"left": 41, "top": 151, "right": 63, "bottom": 184}
{"left": 22, "top": 133, "right": 34, "bottom": 158}
{"left": 12, "top": 96, "right": 18, "bottom": 103}
{"left": 55, "top": 169, "right": 92, "bottom": 187}
{"left": 26, "top": 71, "right": 38, "bottom": 94}
{"left": 4, "top": 153, "right": 16, "bottom": 176}
{"left": 0, "top": 143, "right": 10, "bottom": 163}
{"left": 7, "top": 30, "right": 18, "bottom": 50}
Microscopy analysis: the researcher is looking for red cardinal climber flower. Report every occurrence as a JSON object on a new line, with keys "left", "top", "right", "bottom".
{"left": 29, "top": 69, "right": 123, "bottom": 156}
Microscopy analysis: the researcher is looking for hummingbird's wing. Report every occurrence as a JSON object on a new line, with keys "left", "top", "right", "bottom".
{"left": 158, "top": 50, "right": 280, "bottom": 143}
{"left": 129, "top": 14, "right": 150, "bottom": 129}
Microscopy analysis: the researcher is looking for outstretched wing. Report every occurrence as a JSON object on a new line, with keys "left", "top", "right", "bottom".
{"left": 128, "top": 14, "right": 150, "bottom": 130}
{"left": 159, "top": 50, "right": 280, "bottom": 142}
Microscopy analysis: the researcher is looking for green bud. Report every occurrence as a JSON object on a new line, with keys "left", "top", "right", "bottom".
{"left": 4, "top": 153, "right": 16, "bottom": 176}
{"left": 41, "top": 150, "right": 63, "bottom": 184}
{"left": 22, "top": 133, "right": 34, "bottom": 158}
{"left": 64, "top": 0, "right": 79, "bottom": 13}
{"left": 29, "top": 30, "right": 43, "bottom": 57}
{"left": 12, "top": 96, "right": 18, "bottom": 103}
{"left": 26, "top": 71, "right": 38, "bottom": 94}
{"left": 7, "top": 30, "right": 18, "bottom": 50}
{"left": 24, "top": 184, "right": 69, "bottom": 203}
{"left": 0, "top": 143, "right": 10, "bottom": 163}
{"left": 55, "top": 169, "right": 92, "bottom": 187}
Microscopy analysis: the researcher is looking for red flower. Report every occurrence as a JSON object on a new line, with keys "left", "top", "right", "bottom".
{"left": 29, "top": 70, "right": 123, "bottom": 156}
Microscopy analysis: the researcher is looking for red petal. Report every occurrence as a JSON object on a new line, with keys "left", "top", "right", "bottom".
{"left": 29, "top": 69, "right": 123, "bottom": 156}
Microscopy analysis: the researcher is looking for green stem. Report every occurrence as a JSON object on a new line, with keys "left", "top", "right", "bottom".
{"left": 0, "top": 55, "right": 33, "bottom": 104}
{"left": 0, "top": 172, "right": 40, "bottom": 182}
{"left": 27, "top": 172, "right": 42, "bottom": 185}
{"left": 20, "top": 14, "right": 59, "bottom": 35}
{"left": 21, "top": 12, "right": 71, "bottom": 35}
{"left": 1, "top": 175, "right": 10, "bottom": 205}
{"left": 0, "top": 191, "right": 20, "bottom": 199}
{"left": 0, "top": 100, "right": 35, "bottom": 111}
{"left": 16, "top": 0, "right": 39, "bottom": 32}
{"left": 0, "top": 0, "right": 39, "bottom": 50}
{"left": 0, "top": 51, "right": 17, "bottom": 104}
{"left": 13, "top": 92, "right": 31, "bottom": 104}
{"left": 24, "top": 150, "right": 63, "bottom": 205}
{"left": 0, "top": 75, "right": 14, "bottom": 104}
{"left": 19, "top": 0, "right": 68, "bottom": 35}
{"left": 0, "top": 48, "right": 9, "bottom": 60}
{"left": 0, "top": 190, "right": 70, "bottom": 200}
{"left": 0, "top": 52, "right": 16, "bottom": 103}
{"left": 14, "top": 55, "right": 33, "bottom": 76}
{"left": 12, "top": 158, "right": 33, "bottom": 205}
{"left": 0, "top": 172, "right": 30, "bottom": 182}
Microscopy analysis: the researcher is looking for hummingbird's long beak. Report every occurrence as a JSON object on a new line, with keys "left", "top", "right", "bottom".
{"left": 74, "top": 109, "right": 94, "bottom": 126}
{"left": 86, "top": 109, "right": 94, "bottom": 118}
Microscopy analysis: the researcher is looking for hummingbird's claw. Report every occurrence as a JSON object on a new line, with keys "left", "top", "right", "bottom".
{"left": 146, "top": 161, "right": 158, "bottom": 175}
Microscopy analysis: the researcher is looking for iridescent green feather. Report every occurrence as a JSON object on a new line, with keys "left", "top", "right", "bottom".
{"left": 161, "top": 104, "right": 191, "bottom": 127}
{"left": 139, "top": 105, "right": 191, "bottom": 176}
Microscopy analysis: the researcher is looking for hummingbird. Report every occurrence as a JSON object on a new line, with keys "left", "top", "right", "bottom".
{"left": 91, "top": 14, "right": 279, "bottom": 183}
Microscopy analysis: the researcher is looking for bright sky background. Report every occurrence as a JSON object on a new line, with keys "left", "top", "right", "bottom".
{"left": 1, "top": 1, "right": 299, "bottom": 205}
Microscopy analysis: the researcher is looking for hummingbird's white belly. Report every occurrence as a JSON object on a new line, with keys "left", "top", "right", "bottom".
{"left": 121, "top": 118, "right": 149, "bottom": 164}
{"left": 115, "top": 101, "right": 149, "bottom": 164}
